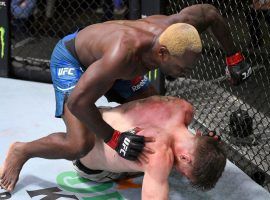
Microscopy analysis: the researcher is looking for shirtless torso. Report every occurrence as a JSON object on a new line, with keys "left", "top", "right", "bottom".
{"left": 67, "top": 15, "right": 192, "bottom": 153}
{"left": 80, "top": 96, "right": 194, "bottom": 189}
{"left": 75, "top": 18, "right": 170, "bottom": 74}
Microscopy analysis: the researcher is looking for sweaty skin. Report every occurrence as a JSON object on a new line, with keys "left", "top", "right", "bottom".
{"left": 69, "top": 4, "right": 237, "bottom": 140}
{"left": 79, "top": 96, "right": 195, "bottom": 200}
{"left": 0, "top": 4, "right": 236, "bottom": 192}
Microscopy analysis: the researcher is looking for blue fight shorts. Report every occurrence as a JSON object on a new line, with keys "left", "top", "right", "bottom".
{"left": 50, "top": 31, "right": 150, "bottom": 118}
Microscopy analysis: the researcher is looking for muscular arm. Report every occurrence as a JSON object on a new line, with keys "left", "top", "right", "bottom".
{"left": 173, "top": 4, "right": 237, "bottom": 55}
{"left": 67, "top": 52, "right": 126, "bottom": 141}
{"left": 142, "top": 146, "right": 173, "bottom": 200}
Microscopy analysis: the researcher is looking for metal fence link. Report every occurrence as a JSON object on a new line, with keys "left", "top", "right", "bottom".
{"left": 166, "top": 0, "right": 270, "bottom": 191}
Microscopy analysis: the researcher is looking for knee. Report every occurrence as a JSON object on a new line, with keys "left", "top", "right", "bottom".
{"left": 64, "top": 134, "right": 95, "bottom": 160}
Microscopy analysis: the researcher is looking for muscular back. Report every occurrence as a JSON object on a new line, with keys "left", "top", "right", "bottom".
{"left": 102, "top": 95, "right": 193, "bottom": 132}
{"left": 74, "top": 15, "right": 176, "bottom": 69}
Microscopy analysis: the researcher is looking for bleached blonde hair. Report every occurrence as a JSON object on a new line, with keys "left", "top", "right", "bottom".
{"left": 158, "top": 23, "right": 202, "bottom": 56}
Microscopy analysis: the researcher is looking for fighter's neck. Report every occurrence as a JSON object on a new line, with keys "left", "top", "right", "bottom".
{"left": 171, "top": 127, "right": 196, "bottom": 155}
{"left": 140, "top": 35, "right": 161, "bottom": 70}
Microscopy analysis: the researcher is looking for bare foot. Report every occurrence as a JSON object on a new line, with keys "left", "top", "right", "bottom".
{"left": 0, "top": 166, "right": 4, "bottom": 189}
{"left": 0, "top": 142, "right": 29, "bottom": 192}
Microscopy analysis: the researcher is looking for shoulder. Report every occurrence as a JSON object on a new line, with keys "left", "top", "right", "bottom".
{"left": 179, "top": 99, "right": 194, "bottom": 126}
{"left": 172, "top": 98, "right": 194, "bottom": 125}
{"left": 163, "top": 96, "right": 194, "bottom": 125}
{"left": 104, "top": 29, "right": 151, "bottom": 62}
{"left": 142, "top": 14, "right": 175, "bottom": 27}
{"left": 170, "top": 97, "right": 193, "bottom": 113}
{"left": 144, "top": 141, "right": 174, "bottom": 176}
{"left": 149, "top": 146, "right": 173, "bottom": 166}
{"left": 118, "top": 28, "right": 153, "bottom": 51}
{"left": 181, "top": 99, "right": 194, "bottom": 113}
{"left": 160, "top": 96, "right": 194, "bottom": 114}
{"left": 102, "top": 33, "right": 137, "bottom": 67}
{"left": 142, "top": 129, "right": 174, "bottom": 170}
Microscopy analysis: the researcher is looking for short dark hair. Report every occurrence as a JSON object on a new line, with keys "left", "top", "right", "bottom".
{"left": 190, "top": 136, "right": 227, "bottom": 191}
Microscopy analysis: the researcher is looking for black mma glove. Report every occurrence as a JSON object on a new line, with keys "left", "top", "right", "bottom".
{"left": 225, "top": 52, "right": 252, "bottom": 85}
{"left": 106, "top": 128, "right": 144, "bottom": 161}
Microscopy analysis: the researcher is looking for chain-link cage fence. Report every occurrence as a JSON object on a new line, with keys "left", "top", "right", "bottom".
{"left": 166, "top": 0, "right": 270, "bottom": 191}
{"left": 10, "top": 0, "right": 129, "bottom": 82}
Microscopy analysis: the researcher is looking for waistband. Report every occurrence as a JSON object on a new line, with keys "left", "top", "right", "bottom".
{"left": 63, "top": 30, "right": 85, "bottom": 69}
{"left": 73, "top": 159, "right": 103, "bottom": 175}
{"left": 65, "top": 38, "right": 80, "bottom": 62}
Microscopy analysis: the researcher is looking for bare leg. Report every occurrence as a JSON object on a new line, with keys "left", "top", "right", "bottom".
{"left": 0, "top": 104, "right": 95, "bottom": 191}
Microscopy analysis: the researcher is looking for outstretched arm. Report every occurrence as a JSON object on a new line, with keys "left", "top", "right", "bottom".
{"left": 67, "top": 57, "right": 117, "bottom": 141}
{"left": 144, "top": 4, "right": 252, "bottom": 85}
{"left": 143, "top": 4, "right": 237, "bottom": 55}
{"left": 161, "top": 4, "right": 252, "bottom": 85}
{"left": 171, "top": 4, "right": 237, "bottom": 55}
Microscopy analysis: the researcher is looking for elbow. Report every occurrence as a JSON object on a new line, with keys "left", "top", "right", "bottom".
{"left": 66, "top": 96, "right": 82, "bottom": 116}
{"left": 203, "top": 4, "right": 222, "bottom": 25}
{"left": 179, "top": 4, "right": 221, "bottom": 27}
{"left": 67, "top": 94, "right": 94, "bottom": 117}
{"left": 176, "top": 12, "right": 192, "bottom": 25}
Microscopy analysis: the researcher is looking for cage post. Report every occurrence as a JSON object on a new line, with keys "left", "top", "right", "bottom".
{"left": 129, "top": 0, "right": 141, "bottom": 20}
{"left": 141, "top": 0, "right": 166, "bottom": 95}
{"left": 0, "top": 0, "right": 10, "bottom": 77}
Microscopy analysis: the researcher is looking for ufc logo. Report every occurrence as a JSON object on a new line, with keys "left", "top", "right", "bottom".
{"left": 58, "top": 68, "right": 74, "bottom": 76}
{"left": 120, "top": 138, "right": 130, "bottom": 156}
{"left": 242, "top": 67, "right": 252, "bottom": 80}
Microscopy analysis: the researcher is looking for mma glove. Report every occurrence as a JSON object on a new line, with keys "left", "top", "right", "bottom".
{"left": 225, "top": 52, "right": 252, "bottom": 85}
{"left": 106, "top": 128, "right": 144, "bottom": 161}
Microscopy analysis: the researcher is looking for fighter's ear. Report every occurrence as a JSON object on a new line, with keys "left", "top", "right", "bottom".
{"left": 158, "top": 46, "right": 170, "bottom": 60}
{"left": 178, "top": 153, "right": 192, "bottom": 164}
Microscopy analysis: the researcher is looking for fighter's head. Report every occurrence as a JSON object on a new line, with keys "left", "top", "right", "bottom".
{"left": 174, "top": 134, "right": 227, "bottom": 191}
{"left": 156, "top": 23, "right": 202, "bottom": 77}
